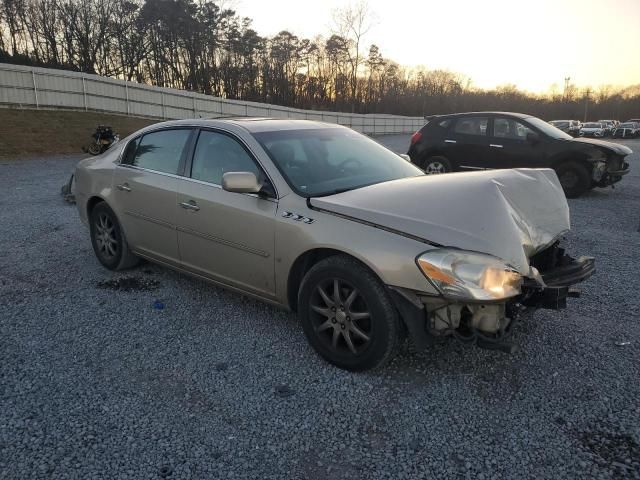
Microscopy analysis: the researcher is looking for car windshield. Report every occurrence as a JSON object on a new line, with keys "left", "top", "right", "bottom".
{"left": 526, "top": 117, "right": 572, "bottom": 139}
{"left": 253, "top": 128, "right": 424, "bottom": 197}
{"left": 551, "top": 121, "right": 569, "bottom": 127}
{"left": 584, "top": 123, "right": 601, "bottom": 128}
{"left": 619, "top": 123, "right": 634, "bottom": 128}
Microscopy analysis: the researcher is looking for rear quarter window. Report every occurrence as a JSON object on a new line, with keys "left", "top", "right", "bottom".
{"left": 424, "top": 118, "right": 452, "bottom": 134}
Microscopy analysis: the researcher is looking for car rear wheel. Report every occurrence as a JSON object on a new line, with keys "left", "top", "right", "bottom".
{"left": 422, "top": 155, "right": 452, "bottom": 174}
{"left": 89, "top": 202, "right": 139, "bottom": 270}
{"left": 555, "top": 161, "right": 591, "bottom": 198}
{"left": 298, "top": 255, "right": 401, "bottom": 371}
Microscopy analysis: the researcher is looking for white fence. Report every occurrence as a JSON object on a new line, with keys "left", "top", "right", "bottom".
{"left": 0, "top": 63, "right": 425, "bottom": 134}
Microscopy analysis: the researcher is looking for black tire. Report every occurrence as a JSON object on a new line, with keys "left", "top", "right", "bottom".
{"left": 88, "top": 143, "right": 101, "bottom": 155}
{"left": 555, "top": 161, "right": 591, "bottom": 198}
{"left": 89, "top": 201, "right": 139, "bottom": 270}
{"left": 298, "top": 255, "right": 401, "bottom": 371}
{"left": 421, "top": 155, "right": 452, "bottom": 174}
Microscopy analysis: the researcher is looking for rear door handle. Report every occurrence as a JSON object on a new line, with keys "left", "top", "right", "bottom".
{"left": 116, "top": 183, "right": 131, "bottom": 192}
{"left": 179, "top": 200, "right": 200, "bottom": 211}
{"left": 490, "top": 144, "right": 503, "bottom": 148}
{"left": 444, "top": 139, "right": 457, "bottom": 144}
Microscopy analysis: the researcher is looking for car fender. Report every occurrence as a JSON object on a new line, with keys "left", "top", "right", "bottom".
{"left": 274, "top": 195, "right": 439, "bottom": 307}
{"left": 550, "top": 144, "right": 602, "bottom": 170}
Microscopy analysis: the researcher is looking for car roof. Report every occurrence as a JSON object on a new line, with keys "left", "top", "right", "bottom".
{"left": 138, "top": 117, "right": 342, "bottom": 134}
{"left": 429, "top": 111, "right": 533, "bottom": 120}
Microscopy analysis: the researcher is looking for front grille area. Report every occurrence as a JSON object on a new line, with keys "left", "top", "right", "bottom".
{"left": 529, "top": 242, "right": 565, "bottom": 273}
{"left": 607, "top": 156, "right": 622, "bottom": 172}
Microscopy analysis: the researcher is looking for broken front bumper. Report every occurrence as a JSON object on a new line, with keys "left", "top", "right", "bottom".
{"left": 521, "top": 255, "right": 595, "bottom": 309}
{"left": 596, "top": 160, "right": 630, "bottom": 187}
{"left": 388, "top": 245, "right": 595, "bottom": 352}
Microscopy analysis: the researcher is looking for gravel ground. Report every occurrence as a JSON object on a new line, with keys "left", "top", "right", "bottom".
{"left": 1, "top": 138, "right": 639, "bottom": 479}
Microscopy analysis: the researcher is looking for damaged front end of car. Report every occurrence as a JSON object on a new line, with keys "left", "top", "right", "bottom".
{"left": 310, "top": 167, "right": 596, "bottom": 354}
{"left": 574, "top": 138, "right": 632, "bottom": 188}
{"left": 389, "top": 242, "right": 595, "bottom": 353}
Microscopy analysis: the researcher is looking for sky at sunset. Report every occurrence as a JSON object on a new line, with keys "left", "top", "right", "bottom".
{"left": 234, "top": 0, "right": 640, "bottom": 93}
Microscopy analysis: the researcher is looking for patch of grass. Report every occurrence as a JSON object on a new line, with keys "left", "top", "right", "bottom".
{"left": 0, "top": 108, "right": 158, "bottom": 158}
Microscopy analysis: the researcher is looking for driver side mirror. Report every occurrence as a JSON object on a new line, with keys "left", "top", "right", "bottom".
{"left": 398, "top": 153, "right": 411, "bottom": 162}
{"left": 222, "top": 171, "right": 276, "bottom": 198}
{"left": 222, "top": 172, "right": 261, "bottom": 194}
{"left": 526, "top": 132, "right": 540, "bottom": 144}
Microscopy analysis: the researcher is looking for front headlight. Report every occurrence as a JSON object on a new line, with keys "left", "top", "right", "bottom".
{"left": 417, "top": 249, "right": 522, "bottom": 301}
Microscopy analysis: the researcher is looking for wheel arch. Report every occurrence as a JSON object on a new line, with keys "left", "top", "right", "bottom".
{"left": 551, "top": 153, "right": 593, "bottom": 172}
{"left": 86, "top": 195, "right": 109, "bottom": 219}
{"left": 286, "top": 248, "right": 384, "bottom": 312}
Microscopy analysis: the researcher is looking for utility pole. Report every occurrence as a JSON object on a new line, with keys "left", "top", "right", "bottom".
{"left": 563, "top": 77, "right": 570, "bottom": 102}
{"left": 583, "top": 88, "right": 591, "bottom": 122}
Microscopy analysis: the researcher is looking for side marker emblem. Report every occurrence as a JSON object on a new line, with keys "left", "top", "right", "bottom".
{"left": 282, "top": 211, "right": 314, "bottom": 224}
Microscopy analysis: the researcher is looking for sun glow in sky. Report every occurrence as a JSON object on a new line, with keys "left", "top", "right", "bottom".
{"left": 234, "top": 0, "right": 640, "bottom": 93}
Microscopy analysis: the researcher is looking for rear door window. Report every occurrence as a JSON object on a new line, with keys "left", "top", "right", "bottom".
{"left": 453, "top": 117, "right": 489, "bottom": 136}
{"left": 130, "top": 129, "right": 192, "bottom": 175}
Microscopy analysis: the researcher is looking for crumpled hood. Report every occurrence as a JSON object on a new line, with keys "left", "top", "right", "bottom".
{"left": 569, "top": 137, "right": 633, "bottom": 156}
{"left": 310, "top": 169, "right": 570, "bottom": 276}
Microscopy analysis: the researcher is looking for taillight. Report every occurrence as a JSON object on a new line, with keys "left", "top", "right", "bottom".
{"left": 410, "top": 130, "right": 423, "bottom": 145}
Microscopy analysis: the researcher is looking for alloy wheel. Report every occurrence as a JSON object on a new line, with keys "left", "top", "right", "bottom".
{"left": 424, "top": 161, "right": 446, "bottom": 174}
{"left": 309, "top": 278, "right": 372, "bottom": 355}
{"left": 94, "top": 213, "right": 119, "bottom": 259}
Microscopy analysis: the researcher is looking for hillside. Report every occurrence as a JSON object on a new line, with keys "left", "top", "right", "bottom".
{"left": 0, "top": 109, "right": 157, "bottom": 158}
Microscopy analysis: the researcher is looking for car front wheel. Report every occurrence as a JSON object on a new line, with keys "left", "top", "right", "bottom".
{"left": 298, "top": 255, "right": 401, "bottom": 371}
{"left": 555, "top": 161, "right": 591, "bottom": 198}
{"left": 89, "top": 201, "right": 139, "bottom": 270}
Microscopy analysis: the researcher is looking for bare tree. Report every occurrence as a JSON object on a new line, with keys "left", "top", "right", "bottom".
{"left": 332, "top": 0, "right": 375, "bottom": 112}
{"left": 0, "top": 0, "right": 638, "bottom": 119}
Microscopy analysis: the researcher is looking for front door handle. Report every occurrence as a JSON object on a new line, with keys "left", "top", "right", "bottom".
{"left": 489, "top": 144, "right": 503, "bottom": 148}
{"left": 179, "top": 200, "right": 200, "bottom": 211}
{"left": 116, "top": 183, "right": 131, "bottom": 192}
{"left": 444, "top": 139, "right": 457, "bottom": 144}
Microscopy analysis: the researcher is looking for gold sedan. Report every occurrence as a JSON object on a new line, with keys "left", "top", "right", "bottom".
{"left": 75, "top": 119, "right": 594, "bottom": 370}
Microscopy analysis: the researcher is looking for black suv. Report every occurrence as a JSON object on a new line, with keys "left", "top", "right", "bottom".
{"left": 407, "top": 112, "right": 632, "bottom": 197}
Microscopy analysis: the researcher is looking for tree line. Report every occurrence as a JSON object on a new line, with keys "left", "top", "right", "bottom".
{"left": 1, "top": 0, "right": 639, "bottom": 120}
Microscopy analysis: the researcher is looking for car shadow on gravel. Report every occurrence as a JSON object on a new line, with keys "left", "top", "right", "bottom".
{"left": 96, "top": 275, "right": 160, "bottom": 292}
{"left": 370, "top": 314, "right": 569, "bottom": 414}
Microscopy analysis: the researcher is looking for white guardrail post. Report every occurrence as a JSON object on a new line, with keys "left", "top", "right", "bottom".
{"left": 82, "top": 74, "right": 88, "bottom": 111}
{"left": 31, "top": 70, "right": 38, "bottom": 109}
{"left": 125, "top": 80, "right": 130, "bottom": 115}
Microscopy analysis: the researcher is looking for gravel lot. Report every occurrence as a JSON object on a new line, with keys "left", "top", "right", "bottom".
{"left": 1, "top": 136, "right": 639, "bottom": 479}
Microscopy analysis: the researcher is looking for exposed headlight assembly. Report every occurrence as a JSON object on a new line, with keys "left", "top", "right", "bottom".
{"left": 417, "top": 249, "right": 522, "bottom": 301}
{"left": 592, "top": 161, "right": 607, "bottom": 181}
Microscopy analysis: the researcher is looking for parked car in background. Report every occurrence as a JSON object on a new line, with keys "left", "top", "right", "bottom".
{"left": 75, "top": 118, "right": 597, "bottom": 371}
{"left": 549, "top": 120, "right": 582, "bottom": 137}
{"left": 579, "top": 122, "right": 606, "bottom": 138}
{"left": 612, "top": 122, "right": 640, "bottom": 138}
{"left": 549, "top": 120, "right": 571, "bottom": 133}
{"left": 407, "top": 112, "right": 632, "bottom": 197}
{"left": 597, "top": 120, "right": 617, "bottom": 136}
